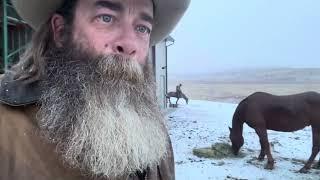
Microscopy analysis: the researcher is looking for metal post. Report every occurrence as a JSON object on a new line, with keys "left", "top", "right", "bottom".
{"left": 165, "top": 38, "right": 175, "bottom": 108}
{"left": 2, "top": 0, "right": 8, "bottom": 71}
{"left": 164, "top": 47, "right": 168, "bottom": 108}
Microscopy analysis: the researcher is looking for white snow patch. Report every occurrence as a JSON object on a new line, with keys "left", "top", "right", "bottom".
{"left": 167, "top": 100, "right": 320, "bottom": 180}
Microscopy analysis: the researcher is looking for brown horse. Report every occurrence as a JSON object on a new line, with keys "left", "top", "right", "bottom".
{"left": 229, "top": 91, "right": 320, "bottom": 173}
{"left": 166, "top": 91, "right": 188, "bottom": 105}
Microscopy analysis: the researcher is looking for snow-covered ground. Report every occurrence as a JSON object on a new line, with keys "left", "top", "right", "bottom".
{"left": 166, "top": 100, "right": 320, "bottom": 180}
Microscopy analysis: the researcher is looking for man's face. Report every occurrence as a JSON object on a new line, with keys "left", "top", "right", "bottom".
{"left": 71, "top": 0, "right": 153, "bottom": 65}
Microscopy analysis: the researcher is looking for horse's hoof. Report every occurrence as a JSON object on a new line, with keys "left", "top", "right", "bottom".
{"left": 298, "top": 168, "right": 309, "bottom": 173}
{"left": 264, "top": 163, "right": 274, "bottom": 170}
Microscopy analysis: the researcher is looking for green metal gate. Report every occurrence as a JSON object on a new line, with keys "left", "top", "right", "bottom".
{"left": 1, "top": 0, "right": 33, "bottom": 73}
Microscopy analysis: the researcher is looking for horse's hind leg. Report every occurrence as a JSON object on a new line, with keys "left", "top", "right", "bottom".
{"left": 258, "top": 139, "right": 266, "bottom": 161}
{"left": 317, "top": 156, "right": 320, "bottom": 169}
{"left": 299, "top": 127, "right": 320, "bottom": 173}
{"left": 317, "top": 154, "right": 320, "bottom": 169}
{"left": 255, "top": 128, "right": 274, "bottom": 170}
{"left": 168, "top": 98, "right": 172, "bottom": 105}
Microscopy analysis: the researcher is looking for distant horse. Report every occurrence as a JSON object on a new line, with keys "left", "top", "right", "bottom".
{"left": 229, "top": 91, "right": 320, "bottom": 173}
{"left": 166, "top": 91, "right": 188, "bottom": 105}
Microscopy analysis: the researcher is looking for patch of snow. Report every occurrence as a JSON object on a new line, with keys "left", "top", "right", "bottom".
{"left": 167, "top": 100, "right": 320, "bottom": 180}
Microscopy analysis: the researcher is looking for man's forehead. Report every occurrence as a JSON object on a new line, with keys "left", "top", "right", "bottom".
{"left": 80, "top": 0, "right": 154, "bottom": 15}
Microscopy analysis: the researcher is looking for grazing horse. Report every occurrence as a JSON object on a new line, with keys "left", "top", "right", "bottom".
{"left": 166, "top": 91, "right": 188, "bottom": 105}
{"left": 229, "top": 91, "right": 320, "bottom": 173}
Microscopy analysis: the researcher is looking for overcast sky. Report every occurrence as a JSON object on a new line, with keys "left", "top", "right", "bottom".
{"left": 167, "top": 0, "right": 320, "bottom": 75}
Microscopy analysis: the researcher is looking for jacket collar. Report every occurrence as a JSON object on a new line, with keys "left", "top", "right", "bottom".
{"left": 0, "top": 72, "right": 42, "bottom": 106}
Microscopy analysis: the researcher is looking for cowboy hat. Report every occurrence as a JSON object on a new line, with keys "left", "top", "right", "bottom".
{"left": 11, "top": 0, "right": 190, "bottom": 45}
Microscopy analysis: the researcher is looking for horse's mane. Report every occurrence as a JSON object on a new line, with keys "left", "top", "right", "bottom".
{"left": 232, "top": 98, "right": 248, "bottom": 128}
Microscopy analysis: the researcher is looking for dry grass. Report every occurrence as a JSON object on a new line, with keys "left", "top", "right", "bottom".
{"left": 193, "top": 143, "right": 233, "bottom": 159}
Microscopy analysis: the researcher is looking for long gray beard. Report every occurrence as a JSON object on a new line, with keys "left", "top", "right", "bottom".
{"left": 37, "top": 50, "right": 168, "bottom": 178}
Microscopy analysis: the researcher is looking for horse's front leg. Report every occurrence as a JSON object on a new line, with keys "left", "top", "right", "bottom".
{"left": 255, "top": 128, "right": 274, "bottom": 170}
{"left": 299, "top": 127, "right": 320, "bottom": 173}
{"left": 176, "top": 98, "right": 179, "bottom": 105}
{"left": 258, "top": 138, "right": 266, "bottom": 161}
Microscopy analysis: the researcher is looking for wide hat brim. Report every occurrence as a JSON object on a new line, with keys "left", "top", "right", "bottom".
{"left": 11, "top": 0, "right": 190, "bottom": 45}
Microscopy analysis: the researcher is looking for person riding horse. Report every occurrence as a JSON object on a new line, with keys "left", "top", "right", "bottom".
{"left": 166, "top": 83, "right": 188, "bottom": 106}
{"left": 176, "top": 84, "right": 183, "bottom": 97}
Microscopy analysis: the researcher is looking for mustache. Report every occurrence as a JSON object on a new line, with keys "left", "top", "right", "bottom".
{"left": 46, "top": 47, "right": 146, "bottom": 82}
{"left": 95, "top": 54, "right": 145, "bottom": 84}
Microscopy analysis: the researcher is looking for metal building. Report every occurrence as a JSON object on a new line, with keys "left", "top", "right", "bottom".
{"left": 150, "top": 36, "right": 174, "bottom": 109}
{"left": 1, "top": 0, "right": 33, "bottom": 72}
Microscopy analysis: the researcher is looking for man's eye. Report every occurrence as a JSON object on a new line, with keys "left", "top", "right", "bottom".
{"left": 98, "top": 15, "right": 113, "bottom": 23}
{"left": 136, "top": 25, "right": 151, "bottom": 34}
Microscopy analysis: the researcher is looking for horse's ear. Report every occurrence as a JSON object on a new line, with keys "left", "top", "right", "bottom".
{"left": 229, "top": 127, "right": 232, "bottom": 132}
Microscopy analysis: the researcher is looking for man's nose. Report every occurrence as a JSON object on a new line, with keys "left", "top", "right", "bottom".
{"left": 111, "top": 33, "right": 137, "bottom": 56}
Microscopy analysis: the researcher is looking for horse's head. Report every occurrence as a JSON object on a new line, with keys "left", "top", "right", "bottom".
{"left": 229, "top": 127, "right": 244, "bottom": 155}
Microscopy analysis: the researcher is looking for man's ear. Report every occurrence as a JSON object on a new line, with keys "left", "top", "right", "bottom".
{"left": 51, "top": 14, "right": 65, "bottom": 47}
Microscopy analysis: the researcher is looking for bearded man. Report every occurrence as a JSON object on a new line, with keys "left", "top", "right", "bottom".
{"left": 0, "top": 0, "right": 190, "bottom": 179}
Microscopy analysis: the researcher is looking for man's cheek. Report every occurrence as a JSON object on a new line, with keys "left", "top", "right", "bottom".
{"left": 138, "top": 48, "right": 150, "bottom": 65}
